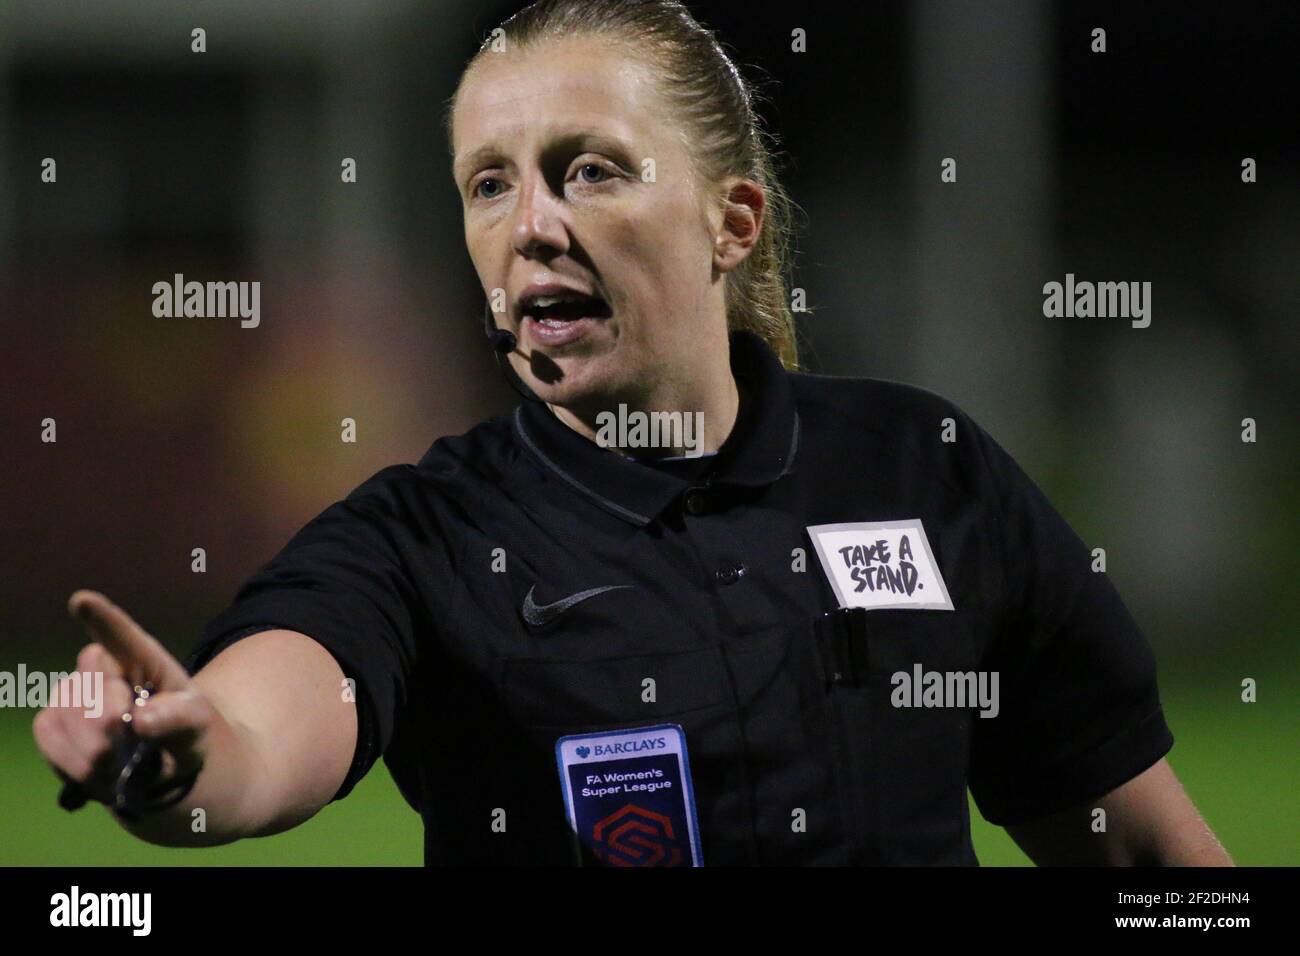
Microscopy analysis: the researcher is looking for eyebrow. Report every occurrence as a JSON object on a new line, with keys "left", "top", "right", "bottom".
{"left": 453, "top": 129, "right": 636, "bottom": 185}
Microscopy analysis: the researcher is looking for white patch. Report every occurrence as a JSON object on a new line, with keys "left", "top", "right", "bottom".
{"left": 807, "top": 519, "right": 954, "bottom": 610}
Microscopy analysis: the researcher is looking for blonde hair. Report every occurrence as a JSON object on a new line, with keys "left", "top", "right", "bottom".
{"left": 444, "top": 0, "right": 803, "bottom": 369}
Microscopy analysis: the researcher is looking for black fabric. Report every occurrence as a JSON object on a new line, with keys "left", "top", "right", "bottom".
{"left": 184, "top": 329, "right": 1172, "bottom": 864}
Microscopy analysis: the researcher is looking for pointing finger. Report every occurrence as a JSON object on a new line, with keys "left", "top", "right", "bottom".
{"left": 67, "top": 590, "right": 191, "bottom": 693}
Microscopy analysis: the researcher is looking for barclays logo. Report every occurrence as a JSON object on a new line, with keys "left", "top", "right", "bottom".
{"left": 571, "top": 736, "right": 669, "bottom": 761}
{"left": 593, "top": 737, "right": 668, "bottom": 756}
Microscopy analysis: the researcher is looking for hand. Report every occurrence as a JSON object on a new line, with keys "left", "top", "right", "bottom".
{"left": 33, "top": 590, "right": 216, "bottom": 811}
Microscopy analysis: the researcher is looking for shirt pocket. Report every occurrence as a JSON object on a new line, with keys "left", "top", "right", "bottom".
{"left": 816, "top": 608, "right": 980, "bottom": 864}
{"left": 494, "top": 646, "right": 749, "bottom": 864}
{"left": 721, "top": 625, "right": 852, "bottom": 863}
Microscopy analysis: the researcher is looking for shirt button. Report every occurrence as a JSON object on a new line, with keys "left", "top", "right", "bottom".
{"left": 683, "top": 488, "right": 708, "bottom": 515}
{"left": 715, "top": 564, "right": 747, "bottom": 585}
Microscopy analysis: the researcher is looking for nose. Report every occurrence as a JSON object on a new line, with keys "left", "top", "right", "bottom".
{"left": 511, "top": 174, "right": 569, "bottom": 260}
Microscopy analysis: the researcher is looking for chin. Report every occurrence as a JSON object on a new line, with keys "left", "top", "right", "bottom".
{"left": 525, "top": 354, "right": 625, "bottom": 411}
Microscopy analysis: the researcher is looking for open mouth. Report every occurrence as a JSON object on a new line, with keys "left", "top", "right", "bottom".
{"left": 520, "top": 293, "right": 612, "bottom": 326}
{"left": 518, "top": 292, "right": 612, "bottom": 347}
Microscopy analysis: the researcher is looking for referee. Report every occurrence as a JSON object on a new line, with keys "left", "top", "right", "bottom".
{"left": 35, "top": 0, "right": 1231, "bottom": 866}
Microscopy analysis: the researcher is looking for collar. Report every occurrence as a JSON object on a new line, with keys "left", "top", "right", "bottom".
{"left": 513, "top": 329, "right": 800, "bottom": 527}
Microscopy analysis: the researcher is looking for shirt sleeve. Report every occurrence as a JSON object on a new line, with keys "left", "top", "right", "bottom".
{"left": 182, "top": 466, "right": 424, "bottom": 802}
{"left": 962, "top": 414, "right": 1174, "bottom": 826}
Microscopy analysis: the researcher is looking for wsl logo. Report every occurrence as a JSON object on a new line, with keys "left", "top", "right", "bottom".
{"left": 591, "top": 804, "right": 686, "bottom": 866}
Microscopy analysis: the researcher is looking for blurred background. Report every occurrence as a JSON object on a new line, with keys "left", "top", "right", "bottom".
{"left": 1, "top": 0, "right": 1295, "bottom": 865}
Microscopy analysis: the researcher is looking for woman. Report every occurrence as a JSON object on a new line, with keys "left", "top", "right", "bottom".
{"left": 35, "top": 0, "right": 1230, "bottom": 866}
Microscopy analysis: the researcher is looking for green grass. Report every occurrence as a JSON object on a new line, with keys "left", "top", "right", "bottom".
{"left": 3, "top": 674, "right": 1293, "bottom": 866}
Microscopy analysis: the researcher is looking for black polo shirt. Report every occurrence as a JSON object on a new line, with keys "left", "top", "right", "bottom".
{"left": 185, "top": 329, "right": 1173, "bottom": 865}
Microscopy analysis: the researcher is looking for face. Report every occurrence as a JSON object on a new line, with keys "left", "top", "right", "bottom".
{"left": 452, "top": 35, "right": 740, "bottom": 413}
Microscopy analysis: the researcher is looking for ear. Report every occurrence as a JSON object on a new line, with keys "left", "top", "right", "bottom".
{"left": 712, "top": 178, "right": 765, "bottom": 274}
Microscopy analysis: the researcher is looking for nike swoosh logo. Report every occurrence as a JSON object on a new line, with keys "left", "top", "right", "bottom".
{"left": 521, "top": 584, "right": 633, "bottom": 628}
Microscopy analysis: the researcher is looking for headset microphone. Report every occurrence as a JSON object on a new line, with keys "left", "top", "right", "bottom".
{"left": 483, "top": 304, "right": 543, "bottom": 403}
{"left": 488, "top": 327, "right": 518, "bottom": 354}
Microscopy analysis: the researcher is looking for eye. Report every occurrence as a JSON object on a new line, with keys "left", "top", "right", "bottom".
{"left": 573, "top": 162, "right": 612, "bottom": 185}
{"left": 472, "top": 176, "right": 505, "bottom": 200}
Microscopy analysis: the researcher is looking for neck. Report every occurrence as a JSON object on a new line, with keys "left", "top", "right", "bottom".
{"left": 548, "top": 361, "right": 741, "bottom": 460}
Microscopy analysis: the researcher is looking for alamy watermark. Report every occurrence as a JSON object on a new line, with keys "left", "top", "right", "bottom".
{"left": 152, "top": 273, "right": 260, "bottom": 328}
{"left": 891, "top": 666, "right": 999, "bottom": 719}
{"left": 50, "top": 886, "right": 151, "bottom": 936}
{"left": 595, "top": 403, "right": 705, "bottom": 458}
{"left": 1042, "top": 273, "right": 1151, "bottom": 328}
{"left": 0, "top": 665, "right": 103, "bottom": 717}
